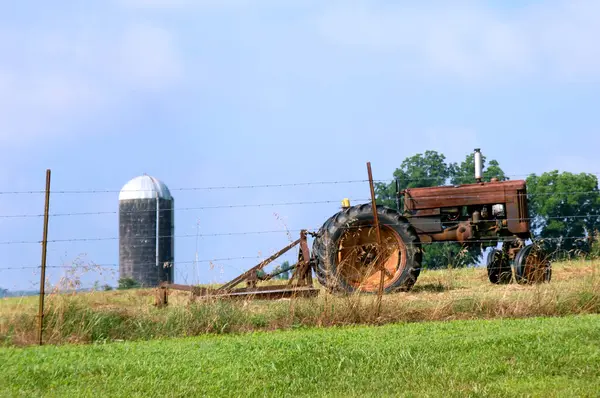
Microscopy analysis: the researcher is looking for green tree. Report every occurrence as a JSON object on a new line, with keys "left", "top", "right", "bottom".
{"left": 450, "top": 153, "right": 508, "bottom": 185}
{"left": 118, "top": 277, "right": 140, "bottom": 290}
{"left": 375, "top": 150, "right": 508, "bottom": 269}
{"left": 272, "top": 261, "right": 291, "bottom": 280}
{"left": 375, "top": 150, "right": 453, "bottom": 209}
{"left": 526, "top": 171, "right": 600, "bottom": 256}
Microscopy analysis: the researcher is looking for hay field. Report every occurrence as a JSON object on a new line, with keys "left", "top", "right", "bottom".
{"left": 1, "top": 259, "right": 598, "bottom": 346}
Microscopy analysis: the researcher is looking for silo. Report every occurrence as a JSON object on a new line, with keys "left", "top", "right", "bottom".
{"left": 118, "top": 175, "right": 174, "bottom": 287}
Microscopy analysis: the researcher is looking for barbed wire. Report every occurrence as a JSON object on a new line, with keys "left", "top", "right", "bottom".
{"left": 0, "top": 256, "right": 265, "bottom": 272}
{"left": 0, "top": 229, "right": 311, "bottom": 245}
{"left": 0, "top": 179, "right": 375, "bottom": 195}
{"left": 0, "top": 235, "right": 595, "bottom": 272}
{"left": 406, "top": 190, "right": 599, "bottom": 198}
{"left": 3, "top": 171, "right": 600, "bottom": 195}
{"left": 1, "top": 213, "right": 600, "bottom": 246}
{"left": 0, "top": 198, "right": 371, "bottom": 219}
{"left": 1, "top": 189, "right": 600, "bottom": 219}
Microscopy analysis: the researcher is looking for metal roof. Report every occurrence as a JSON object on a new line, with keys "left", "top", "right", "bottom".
{"left": 118, "top": 175, "right": 172, "bottom": 201}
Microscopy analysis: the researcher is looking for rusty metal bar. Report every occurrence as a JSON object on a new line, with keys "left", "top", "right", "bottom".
{"left": 367, "top": 162, "right": 385, "bottom": 316}
{"left": 298, "top": 230, "right": 313, "bottom": 286}
{"left": 159, "top": 286, "right": 168, "bottom": 306}
{"left": 287, "top": 230, "right": 312, "bottom": 287}
{"left": 160, "top": 282, "right": 208, "bottom": 295}
{"left": 261, "top": 263, "right": 297, "bottom": 281}
{"left": 215, "top": 284, "right": 306, "bottom": 294}
{"left": 160, "top": 281, "right": 319, "bottom": 301}
{"left": 37, "top": 169, "right": 51, "bottom": 345}
{"left": 204, "top": 286, "right": 319, "bottom": 300}
{"left": 217, "top": 237, "right": 301, "bottom": 292}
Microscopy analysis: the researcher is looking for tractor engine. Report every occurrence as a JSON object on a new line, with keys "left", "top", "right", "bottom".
{"left": 399, "top": 174, "right": 531, "bottom": 246}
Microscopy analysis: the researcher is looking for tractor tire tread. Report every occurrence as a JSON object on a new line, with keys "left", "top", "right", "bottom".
{"left": 311, "top": 203, "right": 422, "bottom": 294}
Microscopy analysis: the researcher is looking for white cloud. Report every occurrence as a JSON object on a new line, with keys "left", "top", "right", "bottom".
{"left": 316, "top": 0, "right": 600, "bottom": 82}
{"left": 0, "top": 22, "right": 184, "bottom": 145}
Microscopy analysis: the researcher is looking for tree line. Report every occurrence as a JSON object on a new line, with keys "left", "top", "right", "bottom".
{"left": 374, "top": 150, "right": 600, "bottom": 269}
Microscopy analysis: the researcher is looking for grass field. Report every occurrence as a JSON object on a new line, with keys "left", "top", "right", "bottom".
{"left": 1, "top": 259, "right": 599, "bottom": 346}
{"left": 1, "top": 314, "right": 599, "bottom": 397}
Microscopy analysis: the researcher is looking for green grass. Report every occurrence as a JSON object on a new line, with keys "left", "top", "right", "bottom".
{"left": 1, "top": 314, "right": 599, "bottom": 397}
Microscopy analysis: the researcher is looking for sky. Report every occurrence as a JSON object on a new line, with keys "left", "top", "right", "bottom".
{"left": 1, "top": 0, "right": 600, "bottom": 291}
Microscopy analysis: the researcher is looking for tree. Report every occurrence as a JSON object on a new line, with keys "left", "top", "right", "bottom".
{"left": 0, "top": 287, "right": 7, "bottom": 298}
{"left": 118, "top": 277, "right": 140, "bottom": 290}
{"left": 375, "top": 151, "right": 461, "bottom": 269}
{"left": 375, "top": 150, "right": 453, "bottom": 209}
{"left": 375, "top": 150, "right": 508, "bottom": 269}
{"left": 449, "top": 153, "right": 508, "bottom": 185}
{"left": 272, "top": 261, "right": 291, "bottom": 280}
{"left": 526, "top": 171, "right": 600, "bottom": 256}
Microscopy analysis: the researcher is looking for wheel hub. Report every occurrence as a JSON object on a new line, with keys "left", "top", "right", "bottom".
{"left": 336, "top": 224, "right": 407, "bottom": 292}
{"left": 357, "top": 244, "right": 379, "bottom": 266}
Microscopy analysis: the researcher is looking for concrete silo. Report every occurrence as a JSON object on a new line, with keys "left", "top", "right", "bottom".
{"left": 118, "top": 175, "right": 174, "bottom": 287}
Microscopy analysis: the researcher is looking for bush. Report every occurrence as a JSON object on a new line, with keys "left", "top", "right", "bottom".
{"left": 118, "top": 278, "right": 140, "bottom": 290}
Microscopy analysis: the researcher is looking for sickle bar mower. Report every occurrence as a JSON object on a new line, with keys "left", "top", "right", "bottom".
{"left": 156, "top": 230, "right": 319, "bottom": 306}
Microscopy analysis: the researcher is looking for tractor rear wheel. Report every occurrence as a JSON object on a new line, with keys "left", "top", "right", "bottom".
{"left": 514, "top": 243, "right": 552, "bottom": 284}
{"left": 311, "top": 203, "right": 422, "bottom": 294}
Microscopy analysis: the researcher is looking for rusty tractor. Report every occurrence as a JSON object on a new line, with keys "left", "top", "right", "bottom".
{"left": 157, "top": 149, "right": 549, "bottom": 305}
{"left": 310, "top": 149, "right": 551, "bottom": 294}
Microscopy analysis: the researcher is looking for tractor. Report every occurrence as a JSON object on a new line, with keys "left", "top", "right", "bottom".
{"left": 157, "top": 149, "right": 551, "bottom": 305}
{"left": 310, "top": 149, "right": 551, "bottom": 294}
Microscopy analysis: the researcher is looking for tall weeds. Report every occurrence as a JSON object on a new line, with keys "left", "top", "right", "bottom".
{"left": 1, "top": 260, "right": 599, "bottom": 347}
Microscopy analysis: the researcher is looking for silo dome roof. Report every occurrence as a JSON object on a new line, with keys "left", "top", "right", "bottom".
{"left": 119, "top": 175, "right": 172, "bottom": 201}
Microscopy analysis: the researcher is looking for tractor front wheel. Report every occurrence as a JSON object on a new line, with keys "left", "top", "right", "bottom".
{"left": 486, "top": 248, "right": 512, "bottom": 284}
{"left": 514, "top": 243, "right": 552, "bottom": 284}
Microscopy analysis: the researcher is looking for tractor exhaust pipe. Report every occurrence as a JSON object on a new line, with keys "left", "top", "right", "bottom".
{"left": 474, "top": 148, "right": 482, "bottom": 183}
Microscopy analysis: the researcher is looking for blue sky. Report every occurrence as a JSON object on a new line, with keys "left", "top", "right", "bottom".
{"left": 2, "top": 0, "right": 600, "bottom": 291}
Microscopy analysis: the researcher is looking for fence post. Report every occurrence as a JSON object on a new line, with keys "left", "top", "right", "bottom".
{"left": 37, "top": 169, "right": 51, "bottom": 345}
{"left": 366, "top": 162, "right": 385, "bottom": 317}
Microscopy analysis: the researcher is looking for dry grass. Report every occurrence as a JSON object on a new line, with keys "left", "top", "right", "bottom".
{"left": 1, "top": 259, "right": 598, "bottom": 346}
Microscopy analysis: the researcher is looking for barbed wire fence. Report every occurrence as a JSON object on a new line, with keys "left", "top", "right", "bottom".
{"left": 1, "top": 169, "right": 600, "bottom": 345}
{"left": 2, "top": 172, "right": 600, "bottom": 278}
